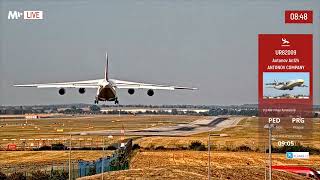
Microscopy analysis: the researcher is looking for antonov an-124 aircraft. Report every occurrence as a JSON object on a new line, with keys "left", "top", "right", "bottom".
{"left": 265, "top": 79, "right": 307, "bottom": 91}
{"left": 14, "top": 52, "right": 198, "bottom": 104}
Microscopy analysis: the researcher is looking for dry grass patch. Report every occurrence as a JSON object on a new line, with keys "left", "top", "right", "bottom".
{"left": 0, "top": 151, "right": 113, "bottom": 166}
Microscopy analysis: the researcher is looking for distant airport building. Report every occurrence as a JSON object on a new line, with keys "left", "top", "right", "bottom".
{"left": 24, "top": 113, "right": 60, "bottom": 119}
{"left": 25, "top": 114, "right": 39, "bottom": 119}
{"left": 100, "top": 108, "right": 209, "bottom": 114}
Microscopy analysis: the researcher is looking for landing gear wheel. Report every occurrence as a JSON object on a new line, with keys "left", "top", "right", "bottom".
{"left": 94, "top": 100, "right": 99, "bottom": 104}
{"left": 115, "top": 98, "right": 119, "bottom": 104}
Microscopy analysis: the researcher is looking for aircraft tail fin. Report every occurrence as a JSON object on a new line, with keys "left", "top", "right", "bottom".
{"left": 105, "top": 52, "right": 109, "bottom": 80}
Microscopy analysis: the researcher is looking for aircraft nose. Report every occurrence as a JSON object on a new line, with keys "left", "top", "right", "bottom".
{"left": 297, "top": 79, "right": 304, "bottom": 83}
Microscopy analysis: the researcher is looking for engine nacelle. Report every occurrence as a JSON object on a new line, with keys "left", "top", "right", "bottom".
{"left": 128, "top": 89, "right": 135, "bottom": 95}
{"left": 79, "top": 88, "right": 86, "bottom": 94}
{"left": 58, "top": 88, "right": 66, "bottom": 95}
{"left": 147, "top": 89, "right": 154, "bottom": 96}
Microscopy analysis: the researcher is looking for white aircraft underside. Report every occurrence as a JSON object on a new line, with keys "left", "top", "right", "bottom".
{"left": 14, "top": 52, "right": 197, "bottom": 104}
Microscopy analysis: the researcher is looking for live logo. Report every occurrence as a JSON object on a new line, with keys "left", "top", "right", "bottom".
{"left": 24, "top": 11, "right": 43, "bottom": 20}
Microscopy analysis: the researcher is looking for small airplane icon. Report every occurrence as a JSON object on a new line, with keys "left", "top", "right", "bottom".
{"left": 281, "top": 38, "right": 290, "bottom": 47}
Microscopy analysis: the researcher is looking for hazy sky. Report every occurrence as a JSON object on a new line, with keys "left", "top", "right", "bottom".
{"left": 0, "top": 0, "right": 319, "bottom": 105}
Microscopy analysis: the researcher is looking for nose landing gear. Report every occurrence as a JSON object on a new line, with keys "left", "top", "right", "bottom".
{"left": 94, "top": 99, "right": 99, "bottom": 104}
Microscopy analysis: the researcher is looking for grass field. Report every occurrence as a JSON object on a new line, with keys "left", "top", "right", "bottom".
{"left": 80, "top": 167, "right": 308, "bottom": 180}
{"left": 131, "top": 151, "right": 320, "bottom": 168}
{"left": 2, "top": 115, "right": 318, "bottom": 148}
{"left": 0, "top": 115, "right": 200, "bottom": 147}
{"left": 2, "top": 115, "right": 320, "bottom": 153}
{"left": 0, "top": 115, "right": 199, "bottom": 136}
{"left": 0, "top": 150, "right": 113, "bottom": 166}
{"left": 1, "top": 114, "right": 320, "bottom": 179}
{"left": 79, "top": 151, "right": 319, "bottom": 180}
{"left": 135, "top": 117, "right": 320, "bottom": 149}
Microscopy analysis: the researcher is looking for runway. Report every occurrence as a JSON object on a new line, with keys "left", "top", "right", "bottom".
{"left": 71, "top": 116, "right": 243, "bottom": 136}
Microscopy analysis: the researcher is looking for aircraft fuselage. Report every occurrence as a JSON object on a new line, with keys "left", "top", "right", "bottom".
{"left": 97, "top": 85, "right": 116, "bottom": 101}
{"left": 274, "top": 79, "right": 305, "bottom": 90}
{"left": 96, "top": 80, "right": 117, "bottom": 102}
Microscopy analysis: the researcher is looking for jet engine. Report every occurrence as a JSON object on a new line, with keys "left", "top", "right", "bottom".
{"left": 128, "top": 89, "right": 135, "bottom": 95}
{"left": 59, "top": 88, "right": 66, "bottom": 95}
{"left": 147, "top": 89, "right": 154, "bottom": 96}
{"left": 79, "top": 88, "right": 86, "bottom": 94}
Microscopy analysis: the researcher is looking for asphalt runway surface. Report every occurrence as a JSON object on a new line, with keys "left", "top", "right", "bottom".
{"left": 71, "top": 116, "right": 243, "bottom": 136}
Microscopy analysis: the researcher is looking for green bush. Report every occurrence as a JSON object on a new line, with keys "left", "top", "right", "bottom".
{"left": 7, "top": 172, "right": 26, "bottom": 180}
{"left": 189, "top": 141, "right": 202, "bottom": 149}
{"left": 38, "top": 146, "right": 51, "bottom": 150}
{"left": 198, "top": 145, "right": 207, "bottom": 151}
{"left": 234, "top": 145, "right": 252, "bottom": 152}
{"left": 51, "top": 143, "right": 65, "bottom": 150}
{"left": 0, "top": 171, "right": 7, "bottom": 180}
{"left": 271, "top": 145, "right": 320, "bottom": 155}
{"left": 106, "top": 145, "right": 117, "bottom": 150}
{"left": 132, "top": 144, "right": 140, "bottom": 150}
{"left": 87, "top": 166, "right": 96, "bottom": 176}
{"left": 189, "top": 141, "right": 206, "bottom": 151}
{"left": 30, "top": 170, "right": 49, "bottom": 180}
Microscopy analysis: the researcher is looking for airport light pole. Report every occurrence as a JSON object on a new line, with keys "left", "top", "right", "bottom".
{"left": 69, "top": 128, "right": 72, "bottom": 180}
{"left": 264, "top": 124, "right": 276, "bottom": 180}
{"left": 101, "top": 135, "right": 113, "bottom": 180}
{"left": 102, "top": 136, "right": 105, "bottom": 180}
{"left": 208, "top": 132, "right": 211, "bottom": 180}
{"left": 268, "top": 126, "right": 272, "bottom": 180}
{"left": 264, "top": 142, "right": 267, "bottom": 180}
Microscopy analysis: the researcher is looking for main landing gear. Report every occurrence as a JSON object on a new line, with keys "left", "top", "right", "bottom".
{"left": 115, "top": 98, "right": 119, "bottom": 104}
{"left": 94, "top": 97, "right": 119, "bottom": 104}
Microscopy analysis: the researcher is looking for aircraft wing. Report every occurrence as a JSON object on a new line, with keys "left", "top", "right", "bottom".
{"left": 111, "top": 79, "right": 198, "bottom": 90}
{"left": 14, "top": 79, "right": 102, "bottom": 88}
{"left": 265, "top": 83, "right": 276, "bottom": 85}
